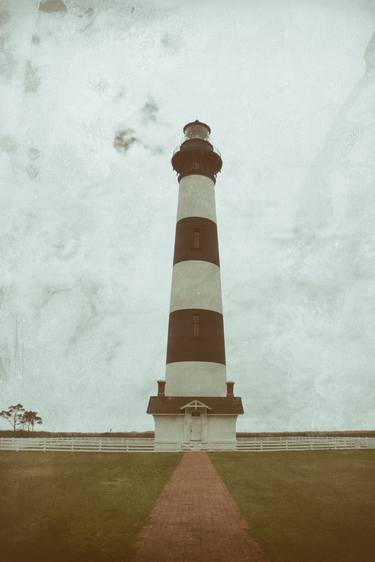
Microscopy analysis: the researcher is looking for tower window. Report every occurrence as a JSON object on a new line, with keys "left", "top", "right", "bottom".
{"left": 193, "top": 229, "right": 200, "bottom": 249}
{"left": 193, "top": 314, "right": 200, "bottom": 337}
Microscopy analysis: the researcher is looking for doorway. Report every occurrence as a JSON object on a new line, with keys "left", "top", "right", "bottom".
{"left": 190, "top": 412, "right": 202, "bottom": 441}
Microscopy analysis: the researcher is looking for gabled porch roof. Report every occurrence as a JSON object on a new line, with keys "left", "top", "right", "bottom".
{"left": 147, "top": 396, "right": 244, "bottom": 415}
{"left": 180, "top": 399, "right": 212, "bottom": 411}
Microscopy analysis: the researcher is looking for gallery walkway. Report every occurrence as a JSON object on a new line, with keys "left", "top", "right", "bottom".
{"left": 131, "top": 452, "right": 268, "bottom": 562}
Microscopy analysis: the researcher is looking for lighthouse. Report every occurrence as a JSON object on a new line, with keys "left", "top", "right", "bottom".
{"left": 147, "top": 120, "right": 243, "bottom": 450}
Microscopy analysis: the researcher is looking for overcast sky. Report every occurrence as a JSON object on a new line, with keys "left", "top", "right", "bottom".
{"left": 0, "top": 0, "right": 374, "bottom": 432}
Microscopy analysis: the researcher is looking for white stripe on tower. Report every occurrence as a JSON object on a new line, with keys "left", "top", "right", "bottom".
{"left": 177, "top": 175, "right": 217, "bottom": 222}
{"left": 165, "top": 362, "right": 227, "bottom": 396}
{"left": 169, "top": 260, "right": 223, "bottom": 314}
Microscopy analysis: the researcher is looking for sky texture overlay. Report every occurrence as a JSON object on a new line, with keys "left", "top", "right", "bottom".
{"left": 1, "top": 0, "right": 374, "bottom": 432}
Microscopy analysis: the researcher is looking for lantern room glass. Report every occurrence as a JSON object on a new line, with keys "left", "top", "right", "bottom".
{"left": 184, "top": 122, "right": 210, "bottom": 141}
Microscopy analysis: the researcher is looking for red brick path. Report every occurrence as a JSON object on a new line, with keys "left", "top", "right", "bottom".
{"left": 130, "top": 452, "right": 268, "bottom": 562}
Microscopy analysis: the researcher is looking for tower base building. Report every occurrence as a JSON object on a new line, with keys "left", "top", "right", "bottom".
{"left": 147, "top": 121, "right": 243, "bottom": 451}
{"left": 148, "top": 386, "right": 243, "bottom": 451}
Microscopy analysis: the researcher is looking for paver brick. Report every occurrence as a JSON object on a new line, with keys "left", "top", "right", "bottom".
{"left": 131, "top": 452, "right": 268, "bottom": 562}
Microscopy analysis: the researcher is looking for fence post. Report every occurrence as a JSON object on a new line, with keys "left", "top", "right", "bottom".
{"left": 43, "top": 439, "right": 47, "bottom": 452}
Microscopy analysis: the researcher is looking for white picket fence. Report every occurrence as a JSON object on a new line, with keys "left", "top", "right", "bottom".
{"left": 235, "top": 436, "right": 375, "bottom": 452}
{"left": 0, "top": 437, "right": 155, "bottom": 453}
{"left": 0, "top": 436, "right": 374, "bottom": 453}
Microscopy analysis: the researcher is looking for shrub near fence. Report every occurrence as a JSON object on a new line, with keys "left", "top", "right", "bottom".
{"left": 0, "top": 436, "right": 375, "bottom": 453}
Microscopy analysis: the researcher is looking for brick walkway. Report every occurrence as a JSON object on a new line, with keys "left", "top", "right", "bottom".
{"left": 130, "top": 452, "right": 268, "bottom": 562}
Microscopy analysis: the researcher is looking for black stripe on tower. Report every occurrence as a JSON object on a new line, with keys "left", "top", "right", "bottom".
{"left": 173, "top": 217, "right": 220, "bottom": 266}
{"left": 166, "top": 309, "right": 226, "bottom": 365}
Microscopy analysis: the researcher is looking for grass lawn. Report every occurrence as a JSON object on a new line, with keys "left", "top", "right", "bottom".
{"left": 0, "top": 451, "right": 180, "bottom": 562}
{"left": 210, "top": 450, "right": 375, "bottom": 562}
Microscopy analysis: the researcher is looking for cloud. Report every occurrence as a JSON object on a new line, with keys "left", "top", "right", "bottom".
{"left": 39, "top": 0, "right": 67, "bottom": 14}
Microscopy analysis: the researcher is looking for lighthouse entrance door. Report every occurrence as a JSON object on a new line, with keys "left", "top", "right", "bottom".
{"left": 190, "top": 413, "right": 202, "bottom": 441}
{"left": 181, "top": 400, "right": 210, "bottom": 449}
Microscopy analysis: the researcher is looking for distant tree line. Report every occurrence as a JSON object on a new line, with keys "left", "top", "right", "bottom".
{"left": 0, "top": 404, "right": 42, "bottom": 432}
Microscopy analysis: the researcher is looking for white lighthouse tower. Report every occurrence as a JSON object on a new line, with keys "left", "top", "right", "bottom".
{"left": 147, "top": 120, "right": 243, "bottom": 450}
